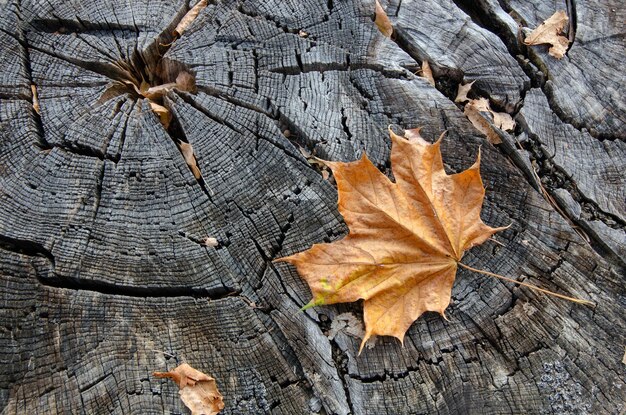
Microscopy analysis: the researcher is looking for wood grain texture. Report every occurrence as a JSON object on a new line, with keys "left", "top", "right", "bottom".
{"left": 1, "top": 0, "right": 624, "bottom": 414}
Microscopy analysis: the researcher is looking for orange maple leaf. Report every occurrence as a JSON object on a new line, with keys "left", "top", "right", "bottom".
{"left": 278, "top": 128, "right": 591, "bottom": 353}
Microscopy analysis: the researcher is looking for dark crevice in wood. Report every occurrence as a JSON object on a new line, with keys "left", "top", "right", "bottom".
{"left": 35, "top": 273, "right": 240, "bottom": 299}
{"left": 393, "top": 27, "right": 464, "bottom": 83}
{"left": 0, "top": 237, "right": 239, "bottom": 299}
{"left": 451, "top": 0, "right": 522, "bottom": 55}
{"left": 565, "top": 0, "right": 577, "bottom": 48}
{"left": 0, "top": 91, "right": 30, "bottom": 101}
{"left": 28, "top": 18, "right": 139, "bottom": 34}
{"left": 339, "top": 107, "right": 353, "bottom": 142}
{"left": 268, "top": 61, "right": 411, "bottom": 80}
{"left": 174, "top": 91, "right": 241, "bottom": 134}
{"left": 92, "top": 161, "right": 106, "bottom": 219}
{"left": 521, "top": 126, "right": 624, "bottom": 228}
{"left": 0, "top": 234, "right": 55, "bottom": 266}
{"left": 235, "top": 4, "right": 302, "bottom": 36}
{"left": 514, "top": 128, "right": 625, "bottom": 268}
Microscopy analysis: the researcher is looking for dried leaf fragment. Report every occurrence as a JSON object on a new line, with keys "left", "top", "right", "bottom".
{"left": 455, "top": 80, "right": 475, "bottom": 103}
{"left": 174, "top": 0, "right": 208, "bottom": 37}
{"left": 154, "top": 363, "right": 224, "bottom": 415}
{"left": 464, "top": 97, "right": 515, "bottom": 144}
{"left": 278, "top": 128, "right": 506, "bottom": 352}
{"left": 524, "top": 10, "right": 570, "bottom": 59}
{"left": 31, "top": 84, "right": 40, "bottom": 114}
{"left": 374, "top": 0, "right": 393, "bottom": 38}
{"left": 149, "top": 102, "right": 172, "bottom": 129}
{"left": 179, "top": 141, "right": 202, "bottom": 180}
{"left": 420, "top": 61, "right": 435, "bottom": 87}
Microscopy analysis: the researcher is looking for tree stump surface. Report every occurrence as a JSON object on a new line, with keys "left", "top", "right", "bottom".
{"left": 0, "top": 0, "right": 624, "bottom": 414}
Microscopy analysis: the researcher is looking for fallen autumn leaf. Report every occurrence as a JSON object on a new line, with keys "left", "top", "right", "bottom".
{"left": 154, "top": 363, "right": 224, "bottom": 415}
{"left": 277, "top": 127, "right": 593, "bottom": 353}
{"left": 463, "top": 97, "right": 515, "bottom": 144}
{"left": 524, "top": 10, "right": 570, "bottom": 59}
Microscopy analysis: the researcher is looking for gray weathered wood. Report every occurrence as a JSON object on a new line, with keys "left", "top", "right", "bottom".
{"left": 1, "top": 0, "right": 624, "bottom": 414}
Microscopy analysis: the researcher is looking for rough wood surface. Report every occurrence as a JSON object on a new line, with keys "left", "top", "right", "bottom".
{"left": 0, "top": 0, "right": 624, "bottom": 414}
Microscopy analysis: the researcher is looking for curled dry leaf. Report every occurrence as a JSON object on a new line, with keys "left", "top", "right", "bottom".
{"left": 455, "top": 80, "right": 475, "bottom": 103}
{"left": 374, "top": 0, "right": 393, "bottom": 38}
{"left": 30, "top": 84, "right": 40, "bottom": 114}
{"left": 463, "top": 97, "right": 515, "bottom": 144}
{"left": 178, "top": 141, "right": 203, "bottom": 180}
{"left": 154, "top": 363, "right": 224, "bottom": 415}
{"left": 143, "top": 72, "right": 197, "bottom": 100}
{"left": 523, "top": 10, "right": 570, "bottom": 59}
{"left": 420, "top": 61, "right": 436, "bottom": 87}
{"left": 491, "top": 110, "right": 515, "bottom": 131}
{"left": 277, "top": 128, "right": 507, "bottom": 352}
{"left": 174, "top": 0, "right": 208, "bottom": 37}
{"left": 149, "top": 102, "right": 172, "bottom": 129}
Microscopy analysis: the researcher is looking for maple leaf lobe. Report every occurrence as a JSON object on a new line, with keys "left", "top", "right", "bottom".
{"left": 278, "top": 128, "right": 505, "bottom": 352}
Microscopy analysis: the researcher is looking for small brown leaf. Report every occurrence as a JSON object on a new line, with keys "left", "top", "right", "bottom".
{"left": 374, "top": 0, "right": 393, "bottom": 38}
{"left": 455, "top": 80, "right": 475, "bottom": 103}
{"left": 154, "top": 363, "right": 224, "bottom": 415}
{"left": 420, "top": 61, "right": 435, "bottom": 87}
{"left": 491, "top": 110, "right": 515, "bottom": 131}
{"left": 179, "top": 141, "right": 203, "bottom": 180}
{"left": 31, "top": 84, "right": 40, "bottom": 114}
{"left": 174, "top": 0, "right": 208, "bottom": 37}
{"left": 523, "top": 10, "right": 570, "bottom": 59}
{"left": 464, "top": 97, "right": 515, "bottom": 144}
{"left": 149, "top": 102, "right": 172, "bottom": 129}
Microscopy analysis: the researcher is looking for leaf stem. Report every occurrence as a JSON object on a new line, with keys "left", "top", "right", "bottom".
{"left": 457, "top": 262, "right": 595, "bottom": 306}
